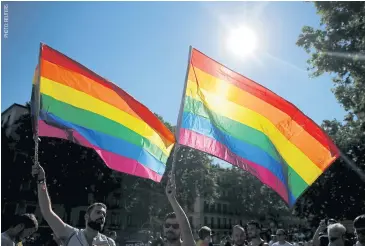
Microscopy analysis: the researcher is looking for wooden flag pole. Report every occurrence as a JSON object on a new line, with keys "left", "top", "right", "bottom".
{"left": 171, "top": 46, "right": 193, "bottom": 184}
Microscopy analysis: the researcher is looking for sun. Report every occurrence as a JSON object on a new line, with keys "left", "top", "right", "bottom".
{"left": 226, "top": 26, "right": 257, "bottom": 57}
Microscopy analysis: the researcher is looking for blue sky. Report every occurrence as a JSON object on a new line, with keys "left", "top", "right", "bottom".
{"left": 1, "top": 1, "right": 346, "bottom": 127}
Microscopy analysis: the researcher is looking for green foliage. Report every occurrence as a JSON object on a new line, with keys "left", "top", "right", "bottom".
{"left": 296, "top": 1, "right": 365, "bottom": 219}
{"left": 297, "top": 2, "right": 365, "bottom": 115}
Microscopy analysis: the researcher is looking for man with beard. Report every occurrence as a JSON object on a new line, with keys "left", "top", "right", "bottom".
{"left": 232, "top": 225, "right": 247, "bottom": 246}
{"left": 164, "top": 173, "right": 195, "bottom": 246}
{"left": 32, "top": 162, "right": 115, "bottom": 246}
{"left": 1, "top": 214, "right": 38, "bottom": 246}
{"left": 247, "top": 221, "right": 269, "bottom": 246}
{"left": 354, "top": 215, "right": 365, "bottom": 246}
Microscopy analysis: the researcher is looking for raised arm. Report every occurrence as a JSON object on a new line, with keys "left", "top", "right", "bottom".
{"left": 312, "top": 220, "right": 326, "bottom": 246}
{"left": 165, "top": 174, "right": 195, "bottom": 246}
{"left": 32, "top": 163, "right": 73, "bottom": 240}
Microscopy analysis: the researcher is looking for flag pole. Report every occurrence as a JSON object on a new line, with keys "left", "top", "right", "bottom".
{"left": 171, "top": 46, "right": 193, "bottom": 183}
{"left": 33, "top": 43, "right": 43, "bottom": 166}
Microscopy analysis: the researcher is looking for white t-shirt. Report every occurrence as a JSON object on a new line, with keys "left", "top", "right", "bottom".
{"left": 272, "top": 242, "right": 293, "bottom": 246}
{"left": 1, "top": 232, "right": 15, "bottom": 246}
{"left": 60, "top": 225, "right": 116, "bottom": 246}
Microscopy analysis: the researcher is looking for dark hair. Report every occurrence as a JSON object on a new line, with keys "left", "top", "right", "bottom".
{"left": 86, "top": 203, "right": 107, "bottom": 215}
{"left": 11, "top": 214, "right": 38, "bottom": 230}
{"left": 247, "top": 221, "right": 261, "bottom": 230}
{"left": 276, "top": 229, "right": 287, "bottom": 235}
{"left": 354, "top": 214, "right": 365, "bottom": 229}
{"left": 198, "top": 226, "right": 212, "bottom": 239}
{"left": 164, "top": 212, "right": 176, "bottom": 221}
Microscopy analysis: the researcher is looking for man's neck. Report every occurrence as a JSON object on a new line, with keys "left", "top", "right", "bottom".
{"left": 165, "top": 239, "right": 181, "bottom": 246}
{"left": 84, "top": 227, "right": 99, "bottom": 240}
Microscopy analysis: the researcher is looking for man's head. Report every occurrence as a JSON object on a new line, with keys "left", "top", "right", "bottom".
{"left": 10, "top": 214, "right": 38, "bottom": 242}
{"left": 354, "top": 214, "right": 365, "bottom": 244}
{"left": 327, "top": 223, "right": 346, "bottom": 246}
{"left": 198, "top": 226, "right": 212, "bottom": 244}
{"left": 108, "top": 231, "right": 117, "bottom": 240}
{"left": 232, "top": 225, "right": 246, "bottom": 246}
{"left": 164, "top": 212, "right": 180, "bottom": 242}
{"left": 276, "top": 229, "right": 286, "bottom": 243}
{"left": 247, "top": 221, "right": 261, "bottom": 239}
{"left": 85, "top": 202, "right": 107, "bottom": 232}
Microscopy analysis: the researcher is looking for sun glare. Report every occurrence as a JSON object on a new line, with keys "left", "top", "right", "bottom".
{"left": 226, "top": 26, "right": 257, "bottom": 57}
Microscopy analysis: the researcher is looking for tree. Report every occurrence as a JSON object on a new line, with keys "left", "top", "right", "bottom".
{"left": 218, "top": 167, "right": 290, "bottom": 220}
{"left": 296, "top": 1, "right": 365, "bottom": 219}
{"left": 297, "top": 2, "right": 365, "bottom": 119}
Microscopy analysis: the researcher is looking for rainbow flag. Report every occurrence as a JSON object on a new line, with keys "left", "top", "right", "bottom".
{"left": 32, "top": 44, "right": 175, "bottom": 182}
{"left": 177, "top": 48, "right": 340, "bottom": 206}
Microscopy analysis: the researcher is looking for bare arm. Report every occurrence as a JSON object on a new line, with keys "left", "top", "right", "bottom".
{"left": 1, "top": 238, "right": 14, "bottom": 246}
{"left": 166, "top": 175, "right": 195, "bottom": 246}
{"left": 312, "top": 221, "right": 326, "bottom": 246}
{"left": 33, "top": 164, "right": 73, "bottom": 239}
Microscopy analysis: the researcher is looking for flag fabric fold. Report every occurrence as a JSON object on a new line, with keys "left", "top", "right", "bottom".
{"left": 32, "top": 44, "right": 175, "bottom": 182}
{"left": 177, "top": 48, "right": 340, "bottom": 206}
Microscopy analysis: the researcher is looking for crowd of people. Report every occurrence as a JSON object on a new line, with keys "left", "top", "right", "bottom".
{"left": 1, "top": 161, "right": 365, "bottom": 246}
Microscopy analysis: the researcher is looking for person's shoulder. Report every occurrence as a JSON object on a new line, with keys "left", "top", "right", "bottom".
{"left": 1, "top": 234, "right": 15, "bottom": 246}
{"left": 286, "top": 242, "right": 294, "bottom": 246}
{"left": 100, "top": 235, "right": 115, "bottom": 246}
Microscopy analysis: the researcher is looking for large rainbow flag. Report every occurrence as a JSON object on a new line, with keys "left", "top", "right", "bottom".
{"left": 32, "top": 44, "right": 175, "bottom": 182}
{"left": 177, "top": 48, "right": 340, "bottom": 206}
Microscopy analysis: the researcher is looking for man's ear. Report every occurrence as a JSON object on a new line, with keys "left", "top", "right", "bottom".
{"left": 85, "top": 213, "right": 89, "bottom": 221}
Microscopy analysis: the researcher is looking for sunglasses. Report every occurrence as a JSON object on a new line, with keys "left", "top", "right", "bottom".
{"left": 329, "top": 237, "right": 340, "bottom": 242}
{"left": 164, "top": 223, "right": 179, "bottom": 229}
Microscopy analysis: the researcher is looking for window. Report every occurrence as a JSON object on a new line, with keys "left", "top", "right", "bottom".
{"left": 204, "top": 202, "right": 209, "bottom": 212}
{"left": 78, "top": 211, "right": 86, "bottom": 226}
{"left": 223, "top": 204, "right": 227, "bottom": 214}
{"left": 223, "top": 218, "right": 227, "bottom": 228}
{"left": 217, "top": 204, "right": 222, "bottom": 213}
{"left": 210, "top": 204, "right": 215, "bottom": 213}
{"left": 204, "top": 217, "right": 208, "bottom": 226}
{"left": 4, "top": 203, "right": 16, "bottom": 215}
{"left": 229, "top": 219, "right": 232, "bottom": 228}
{"left": 111, "top": 196, "right": 117, "bottom": 206}
{"left": 115, "top": 213, "right": 121, "bottom": 226}
{"left": 88, "top": 193, "right": 94, "bottom": 204}
{"left": 217, "top": 218, "right": 221, "bottom": 228}
{"left": 210, "top": 217, "right": 214, "bottom": 228}
{"left": 127, "top": 215, "right": 132, "bottom": 226}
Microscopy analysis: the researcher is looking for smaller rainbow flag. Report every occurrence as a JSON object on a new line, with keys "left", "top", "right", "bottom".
{"left": 177, "top": 48, "right": 340, "bottom": 206}
{"left": 32, "top": 44, "right": 175, "bottom": 182}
